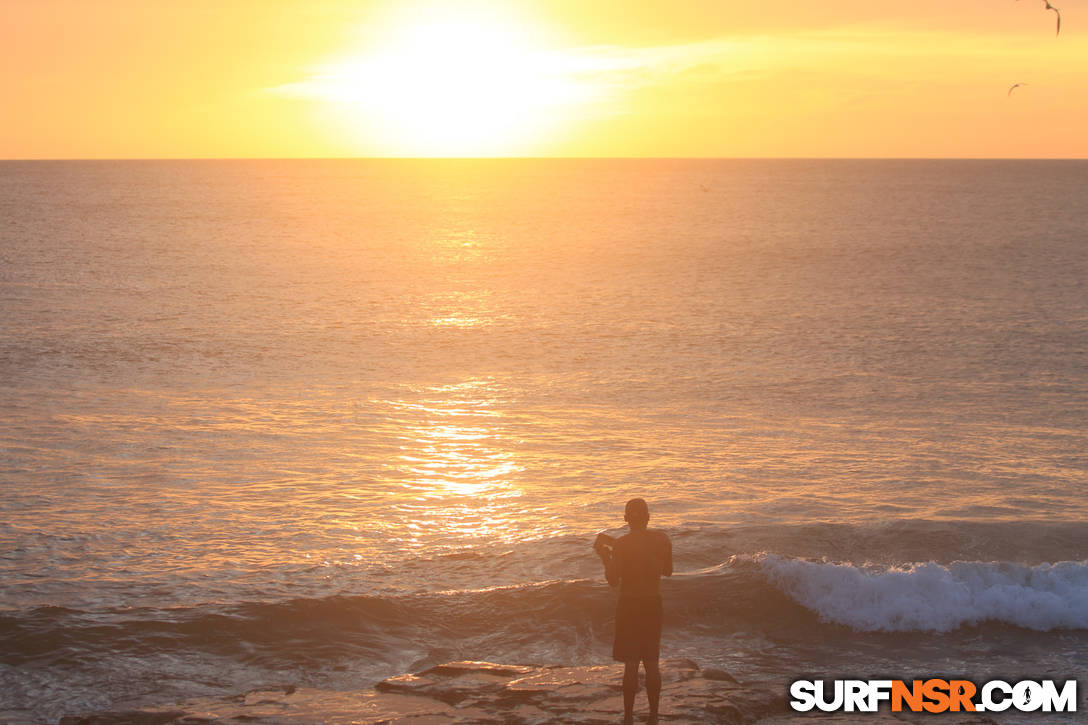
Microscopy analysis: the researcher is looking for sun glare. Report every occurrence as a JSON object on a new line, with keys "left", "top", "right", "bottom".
{"left": 304, "top": 8, "right": 588, "bottom": 156}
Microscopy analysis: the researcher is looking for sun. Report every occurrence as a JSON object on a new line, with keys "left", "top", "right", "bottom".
{"left": 297, "top": 7, "right": 589, "bottom": 156}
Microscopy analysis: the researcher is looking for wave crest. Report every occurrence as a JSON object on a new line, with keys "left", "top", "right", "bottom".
{"left": 754, "top": 554, "right": 1088, "bottom": 632}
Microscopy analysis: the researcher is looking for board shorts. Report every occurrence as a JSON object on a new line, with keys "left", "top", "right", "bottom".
{"left": 612, "top": 594, "right": 662, "bottom": 662}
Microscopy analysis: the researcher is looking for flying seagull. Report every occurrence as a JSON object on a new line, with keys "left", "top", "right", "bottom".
{"left": 1044, "top": 0, "right": 1061, "bottom": 35}
{"left": 1044, "top": 0, "right": 1062, "bottom": 36}
{"left": 1018, "top": 0, "right": 1062, "bottom": 36}
{"left": 1008, "top": 83, "right": 1027, "bottom": 96}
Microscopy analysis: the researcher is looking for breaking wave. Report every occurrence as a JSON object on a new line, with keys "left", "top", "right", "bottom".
{"left": 753, "top": 554, "right": 1088, "bottom": 632}
{"left": 5, "top": 555, "right": 1087, "bottom": 672}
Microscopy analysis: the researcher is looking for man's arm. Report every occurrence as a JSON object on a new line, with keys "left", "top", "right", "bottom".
{"left": 604, "top": 542, "right": 621, "bottom": 587}
{"left": 661, "top": 533, "right": 673, "bottom": 577}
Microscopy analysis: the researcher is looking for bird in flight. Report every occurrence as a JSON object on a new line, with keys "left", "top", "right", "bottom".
{"left": 1008, "top": 83, "right": 1027, "bottom": 96}
{"left": 1018, "top": 0, "right": 1062, "bottom": 36}
{"left": 1044, "top": 0, "right": 1062, "bottom": 36}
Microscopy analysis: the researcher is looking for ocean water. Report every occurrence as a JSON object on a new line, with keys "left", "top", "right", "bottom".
{"left": 1, "top": 159, "right": 1087, "bottom": 722}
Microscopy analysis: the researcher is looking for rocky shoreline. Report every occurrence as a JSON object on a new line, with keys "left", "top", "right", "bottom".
{"left": 57, "top": 659, "right": 1000, "bottom": 725}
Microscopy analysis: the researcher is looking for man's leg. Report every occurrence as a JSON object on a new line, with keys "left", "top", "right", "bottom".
{"left": 644, "top": 657, "right": 661, "bottom": 723}
{"left": 622, "top": 659, "right": 640, "bottom": 724}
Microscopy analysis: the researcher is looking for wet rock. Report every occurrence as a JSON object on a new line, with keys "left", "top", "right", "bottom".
{"left": 420, "top": 661, "right": 536, "bottom": 679}
{"left": 57, "top": 712, "right": 191, "bottom": 725}
{"left": 54, "top": 658, "right": 812, "bottom": 724}
{"left": 376, "top": 674, "right": 441, "bottom": 695}
{"left": 703, "top": 668, "right": 739, "bottom": 683}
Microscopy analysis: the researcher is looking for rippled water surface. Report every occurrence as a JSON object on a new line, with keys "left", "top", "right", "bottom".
{"left": 2, "top": 159, "right": 1087, "bottom": 721}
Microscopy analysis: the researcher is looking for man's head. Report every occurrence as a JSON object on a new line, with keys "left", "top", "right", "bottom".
{"left": 624, "top": 498, "right": 650, "bottom": 530}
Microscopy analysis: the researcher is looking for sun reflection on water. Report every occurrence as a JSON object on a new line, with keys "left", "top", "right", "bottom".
{"left": 428, "top": 315, "right": 486, "bottom": 328}
{"left": 424, "top": 289, "right": 504, "bottom": 329}
{"left": 379, "top": 380, "right": 527, "bottom": 550}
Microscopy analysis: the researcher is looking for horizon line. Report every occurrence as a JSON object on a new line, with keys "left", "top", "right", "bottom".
{"left": 2, "top": 155, "right": 1087, "bottom": 162}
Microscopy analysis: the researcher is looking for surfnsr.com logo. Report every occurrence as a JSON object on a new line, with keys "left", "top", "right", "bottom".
{"left": 790, "top": 679, "right": 1077, "bottom": 713}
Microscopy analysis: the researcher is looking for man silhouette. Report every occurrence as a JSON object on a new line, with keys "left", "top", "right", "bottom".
{"left": 596, "top": 498, "right": 673, "bottom": 725}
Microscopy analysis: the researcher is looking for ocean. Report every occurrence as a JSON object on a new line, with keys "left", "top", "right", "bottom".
{"left": 1, "top": 159, "right": 1086, "bottom": 722}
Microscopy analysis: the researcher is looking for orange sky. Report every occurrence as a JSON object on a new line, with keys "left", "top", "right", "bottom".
{"left": 2, "top": 0, "right": 1086, "bottom": 158}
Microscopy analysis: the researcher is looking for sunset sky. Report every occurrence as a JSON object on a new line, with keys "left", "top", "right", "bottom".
{"left": 3, "top": 0, "right": 1086, "bottom": 158}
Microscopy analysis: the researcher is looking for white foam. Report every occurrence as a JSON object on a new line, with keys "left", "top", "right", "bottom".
{"left": 753, "top": 554, "right": 1088, "bottom": 632}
